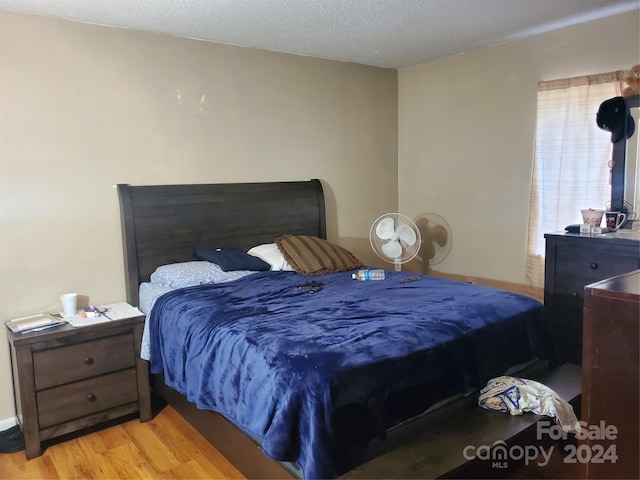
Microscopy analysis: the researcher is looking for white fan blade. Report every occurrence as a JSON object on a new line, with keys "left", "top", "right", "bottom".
{"left": 396, "top": 224, "right": 417, "bottom": 246}
{"left": 376, "top": 217, "right": 396, "bottom": 240}
{"left": 381, "top": 240, "right": 402, "bottom": 259}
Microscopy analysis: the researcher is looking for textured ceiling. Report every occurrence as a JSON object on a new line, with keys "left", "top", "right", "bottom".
{"left": 1, "top": 0, "right": 638, "bottom": 68}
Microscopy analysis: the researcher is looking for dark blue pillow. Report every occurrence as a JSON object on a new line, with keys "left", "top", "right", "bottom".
{"left": 193, "top": 248, "right": 270, "bottom": 272}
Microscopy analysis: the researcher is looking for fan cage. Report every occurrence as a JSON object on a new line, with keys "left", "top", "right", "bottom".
{"left": 369, "top": 213, "right": 421, "bottom": 270}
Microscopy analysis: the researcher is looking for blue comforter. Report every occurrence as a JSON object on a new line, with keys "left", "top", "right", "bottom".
{"left": 148, "top": 270, "right": 546, "bottom": 478}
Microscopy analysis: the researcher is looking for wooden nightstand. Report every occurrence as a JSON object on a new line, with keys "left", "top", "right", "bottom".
{"left": 6, "top": 315, "right": 152, "bottom": 459}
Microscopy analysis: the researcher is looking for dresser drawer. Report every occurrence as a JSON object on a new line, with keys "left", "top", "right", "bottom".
{"left": 37, "top": 368, "right": 138, "bottom": 428}
{"left": 555, "top": 340, "right": 583, "bottom": 366}
{"left": 33, "top": 334, "right": 135, "bottom": 390}
{"left": 553, "top": 246, "right": 639, "bottom": 308}
{"left": 549, "top": 307, "right": 584, "bottom": 365}
{"left": 552, "top": 307, "right": 582, "bottom": 338}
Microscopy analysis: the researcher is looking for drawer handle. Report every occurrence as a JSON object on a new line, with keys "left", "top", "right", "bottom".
{"left": 589, "top": 262, "right": 599, "bottom": 270}
{"left": 87, "top": 393, "right": 97, "bottom": 402}
{"left": 83, "top": 357, "right": 94, "bottom": 365}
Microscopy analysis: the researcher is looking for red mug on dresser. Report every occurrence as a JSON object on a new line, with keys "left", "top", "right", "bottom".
{"left": 605, "top": 211, "right": 627, "bottom": 230}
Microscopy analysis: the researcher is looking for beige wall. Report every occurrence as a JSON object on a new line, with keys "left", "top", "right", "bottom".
{"left": 0, "top": 12, "right": 398, "bottom": 421}
{"left": 399, "top": 11, "right": 640, "bottom": 283}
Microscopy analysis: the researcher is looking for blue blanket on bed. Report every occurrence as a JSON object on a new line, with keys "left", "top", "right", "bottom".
{"left": 148, "top": 270, "right": 546, "bottom": 479}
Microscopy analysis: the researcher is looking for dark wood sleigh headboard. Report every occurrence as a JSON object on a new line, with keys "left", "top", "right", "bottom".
{"left": 117, "top": 179, "right": 326, "bottom": 307}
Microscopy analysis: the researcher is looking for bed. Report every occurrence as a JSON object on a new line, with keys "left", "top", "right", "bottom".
{"left": 117, "top": 179, "right": 550, "bottom": 479}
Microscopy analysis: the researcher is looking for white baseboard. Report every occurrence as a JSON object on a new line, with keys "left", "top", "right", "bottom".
{"left": 0, "top": 417, "right": 17, "bottom": 431}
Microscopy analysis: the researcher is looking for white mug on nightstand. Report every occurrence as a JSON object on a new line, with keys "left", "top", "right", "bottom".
{"left": 60, "top": 293, "right": 78, "bottom": 317}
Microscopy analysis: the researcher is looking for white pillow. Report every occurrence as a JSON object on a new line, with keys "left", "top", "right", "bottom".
{"left": 149, "top": 261, "right": 254, "bottom": 288}
{"left": 247, "top": 244, "right": 294, "bottom": 271}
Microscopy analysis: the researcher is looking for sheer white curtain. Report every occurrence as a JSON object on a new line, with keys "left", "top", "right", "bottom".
{"left": 526, "top": 72, "right": 622, "bottom": 289}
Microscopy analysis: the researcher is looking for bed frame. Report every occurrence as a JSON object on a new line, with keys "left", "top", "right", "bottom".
{"left": 118, "top": 179, "right": 325, "bottom": 478}
{"left": 118, "top": 179, "right": 326, "bottom": 308}
{"left": 117, "top": 179, "right": 549, "bottom": 479}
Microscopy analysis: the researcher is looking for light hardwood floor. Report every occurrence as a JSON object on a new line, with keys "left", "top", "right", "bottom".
{"left": 0, "top": 404, "right": 246, "bottom": 480}
{"left": 1, "top": 403, "right": 579, "bottom": 480}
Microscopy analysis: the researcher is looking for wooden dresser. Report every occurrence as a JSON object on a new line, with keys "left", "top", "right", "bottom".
{"left": 7, "top": 316, "right": 152, "bottom": 458}
{"left": 544, "top": 232, "right": 640, "bottom": 364}
{"left": 581, "top": 269, "right": 639, "bottom": 479}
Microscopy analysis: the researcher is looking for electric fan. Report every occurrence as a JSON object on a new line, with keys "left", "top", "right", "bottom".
{"left": 413, "top": 212, "right": 452, "bottom": 269}
{"left": 369, "top": 213, "right": 421, "bottom": 271}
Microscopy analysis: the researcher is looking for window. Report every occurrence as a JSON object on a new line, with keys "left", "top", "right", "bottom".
{"left": 525, "top": 72, "right": 622, "bottom": 289}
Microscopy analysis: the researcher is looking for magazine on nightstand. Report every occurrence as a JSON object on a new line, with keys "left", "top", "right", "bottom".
{"left": 5, "top": 313, "right": 66, "bottom": 334}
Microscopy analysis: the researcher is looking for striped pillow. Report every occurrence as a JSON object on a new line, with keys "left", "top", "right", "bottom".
{"left": 275, "top": 235, "right": 363, "bottom": 276}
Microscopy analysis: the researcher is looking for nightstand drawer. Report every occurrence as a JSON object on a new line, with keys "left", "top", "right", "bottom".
{"left": 33, "top": 334, "right": 135, "bottom": 390}
{"left": 37, "top": 368, "right": 138, "bottom": 428}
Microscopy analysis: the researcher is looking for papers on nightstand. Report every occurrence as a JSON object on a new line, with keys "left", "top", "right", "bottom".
{"left": 66, "top": 302, "right": 143, "bottom": 328}
{"left": 66, "top": 313, "right": 111, "bottom": 327}
{"left": 100, "top": 302, "right": 143, "bottom": 320}
{"left": 5, "top": 313, "right": 66, "bottom": 334}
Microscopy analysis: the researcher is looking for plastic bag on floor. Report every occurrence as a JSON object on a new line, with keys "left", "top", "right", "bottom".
{"left": 478, "top": 375, "right": 581, "bottom": 434}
